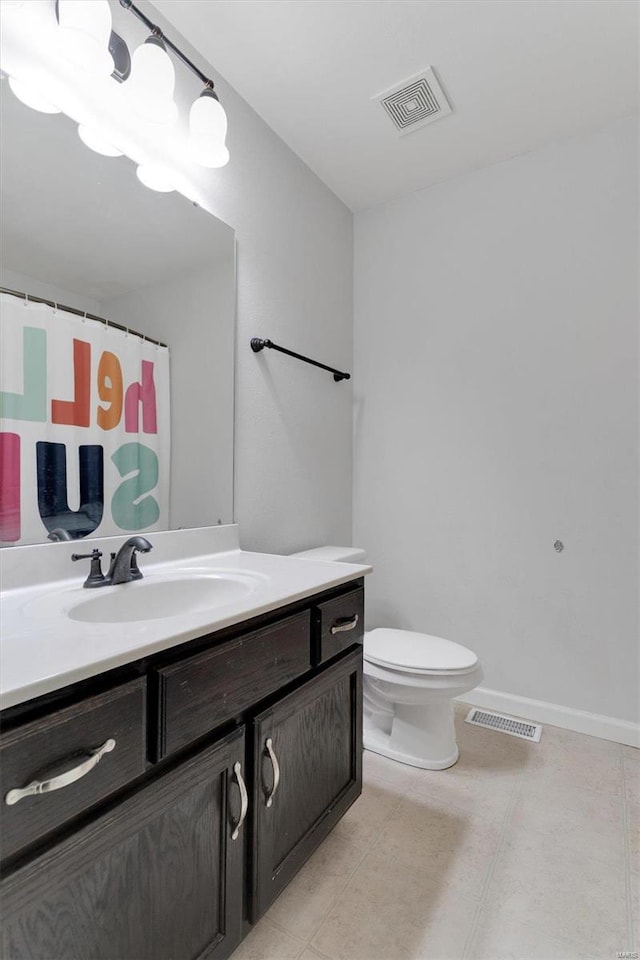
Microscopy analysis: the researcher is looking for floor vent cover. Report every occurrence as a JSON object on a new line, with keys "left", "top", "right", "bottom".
{"left": 465, "top": 708, "right": 542, "bottom": 742}
{"left": 374, "top": 67, "right": 452, "bottom": 135}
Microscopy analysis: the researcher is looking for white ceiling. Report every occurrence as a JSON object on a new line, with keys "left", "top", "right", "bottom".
{"left": 153, "top": 0, "right": 638, "bottom": 211}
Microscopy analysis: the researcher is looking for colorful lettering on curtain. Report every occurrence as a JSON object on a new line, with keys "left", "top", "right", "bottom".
{"left": 0, "top": 294, "right": 171, "bottom": 545}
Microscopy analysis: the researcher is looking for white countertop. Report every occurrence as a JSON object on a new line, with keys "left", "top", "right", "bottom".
{"left": 0, "top": 526, "right": 371, "bottom": 710}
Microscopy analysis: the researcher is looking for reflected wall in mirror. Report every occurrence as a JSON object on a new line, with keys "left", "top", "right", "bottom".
{"left": 0, "top": 81, "right": 235, "bottom": 546}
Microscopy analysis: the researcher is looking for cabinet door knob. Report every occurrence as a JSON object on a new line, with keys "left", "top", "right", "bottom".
{"left": 264, "top": 738, "right": 280, "bottom": 808}
{"left": 230, "top": 761, "right": 248, "bottom": 840}
{"left": 4, "top": 738, "right": 116, "bottom": 806}
{"left": 330, "top": 614, "right": 359, "bottom": 635}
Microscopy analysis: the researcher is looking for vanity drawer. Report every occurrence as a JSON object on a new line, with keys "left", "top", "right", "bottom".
{"left": 313, "top": 587, "right": 364, "bottom": 664}
{"left": 154, "top": 610, "right": 311, "bottom": 759}
{"left": 0, "top": 677, "right": 146, "bottom": 863}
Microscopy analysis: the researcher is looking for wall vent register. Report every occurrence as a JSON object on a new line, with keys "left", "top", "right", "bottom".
{"left": 465, "top": 708, "right": 543, "bottom": 742}
{"left": 375, "top": 67, "right": 452, "bottom": 135}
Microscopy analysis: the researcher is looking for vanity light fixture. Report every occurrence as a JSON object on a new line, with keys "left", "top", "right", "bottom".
{"left": 1, "top": 0, "right": 230, "bottom": 201}
{"left": 7, "top": 76, "right": 61, "bottom": 114}
{"left": 127, "top": 32, "right": 178, "bottom": 125}
{"left": 119, "top": 0, "right": 229, "bottom": 166}
{"left": 57, "top": 0, "right": 115, "bottom": 78}
{"left": 136, "top": 163, "right": 175, "bottom": 193}
{"left": 189, "top": 85, "right": 229, "bottom": 168}
{"left": 78, "top": 124, "right": 123, "bottom": 157}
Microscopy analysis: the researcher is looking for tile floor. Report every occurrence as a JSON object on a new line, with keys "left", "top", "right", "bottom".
{"left": 232, "top": 703, "right": 639, "bottom": 960}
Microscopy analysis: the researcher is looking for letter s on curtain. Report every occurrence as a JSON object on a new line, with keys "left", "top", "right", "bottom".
{"left": 111, "top": 442, "right": 160, "bottom": 530}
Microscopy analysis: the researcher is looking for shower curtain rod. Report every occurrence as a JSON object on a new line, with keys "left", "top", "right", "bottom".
{"left": 0, "top": 286, "right": 168, "bottom": 349}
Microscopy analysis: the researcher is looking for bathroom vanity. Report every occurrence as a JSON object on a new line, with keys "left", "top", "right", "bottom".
{"left": 0, "top": 528, "right": 369, "bottom": 960}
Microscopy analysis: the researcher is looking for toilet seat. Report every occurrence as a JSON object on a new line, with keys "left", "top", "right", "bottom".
{"left": 364, "top": 628, "right": 478, "bottom": 675}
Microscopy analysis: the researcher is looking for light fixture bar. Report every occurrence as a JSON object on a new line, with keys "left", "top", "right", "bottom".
{"left": 118, "top": 0, "right": 216, "bottom": 90}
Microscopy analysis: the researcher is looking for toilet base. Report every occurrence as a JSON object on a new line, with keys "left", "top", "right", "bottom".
{"left": 363, "top": 697, "right": 461, "bottom": 770}
{"left": 364, "top": 728, "right": 459, "bottom": 770}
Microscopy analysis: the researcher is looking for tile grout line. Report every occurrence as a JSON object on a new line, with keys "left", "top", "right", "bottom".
{"left": 267, "top": 838, "right": 371, "bottom": 950}
{"left": 462, "top": 740, "right": 632, "bottom": 960}
{"left": 302, "top": 947, "right": 333, "bottom": 960}
{"left": 461, "top": 765, "right": 524, "bottom": 960}
{"left": 268, "top": 766, "right": 407, "bottom": 952}
{"left": 620, "top": 744, "right": 635, "bottom": 951}
{"left": 305, "top": 771, "right": 407, "bottom": 945}
{"left": 249, "top": 915, "right": 309, "bottom": 960}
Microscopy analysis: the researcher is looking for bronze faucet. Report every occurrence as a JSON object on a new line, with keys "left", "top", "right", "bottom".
{"left": 72, "top": 537, "right": 153, "bottom": 588}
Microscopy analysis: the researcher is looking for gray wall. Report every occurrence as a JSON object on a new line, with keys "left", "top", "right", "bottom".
{"left": 102, "top": 257, "right": 235, "bottom": 531}
{"left": 147, "top": 2, "right": 354, "bottom": 556}
{"left": 354, "top": 115, "right": 638, "bottom": 725}
{"left": 0, "top": 267, "right": 100, "bottom": 315}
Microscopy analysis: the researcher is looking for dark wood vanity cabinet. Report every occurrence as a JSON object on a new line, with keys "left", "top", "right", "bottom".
{"left": 313, "top": 586, "right": 365, "bottom": 664}
{"left": 252, "top": 649, "right": 362, "bottom": 920}
{"left": 2, "top": 730, "right": 246, "bottom": 960}
{"left": 0, "top": 580, "right": 365, "bottom": 960}
{"left": 0, "top": 678, "right": 147, "bottom": 862}
{"left": 154, "top": 611, "right": 312, "bottom": 760}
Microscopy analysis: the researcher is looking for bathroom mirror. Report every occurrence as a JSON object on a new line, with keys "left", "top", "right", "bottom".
{"left": 0, "top": 81, "right": 235, "bottom": 546}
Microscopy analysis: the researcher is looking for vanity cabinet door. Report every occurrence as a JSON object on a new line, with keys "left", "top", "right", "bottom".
{"left": 250, "top": 648, "right": 362, "bottom": 921}
{"left": 2, "top": 728, "right": 247, "bottom": 960}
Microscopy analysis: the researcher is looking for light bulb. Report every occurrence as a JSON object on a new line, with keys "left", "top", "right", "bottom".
{"left": 57, "top": 0, "right": 114, "bottom": 77}
{"left": 78, "top": 124, "right": 123, "bottom": 157}
{"left": 191, "top": 141, "right": 230, "bottom": 169}
{"left": 136, "top": 164, "right": 175, "bottom": 193}
{"left": 8, "top": 76, "right": 61, "bottom": 114}
{"left": 189, "top": 88, "right": 229, "bottom": 168}
{"left": 127, "top": 36, "right": 177, "bottom": 125}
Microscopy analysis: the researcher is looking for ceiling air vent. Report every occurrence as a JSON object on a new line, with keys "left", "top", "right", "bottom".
{"left": 375, "top": 68, "right": 451, "bottom": 135}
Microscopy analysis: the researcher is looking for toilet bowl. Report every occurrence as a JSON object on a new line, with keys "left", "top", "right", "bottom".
{"left": 363, "top": 628, "right": 482, "bottom": 769}
{"left": 290, "top": 546, "right": 483, "bottom": 770}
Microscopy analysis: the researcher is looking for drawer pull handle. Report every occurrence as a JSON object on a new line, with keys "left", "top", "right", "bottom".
{"left": 5, "top": 738, "right": 116, "bottom": 806}
{"left": 264, "top": 738, "right": 280, "bottom": 808}
{"left": 330, "top": 614, "right": 359, "bottom": 635}
{"left": 231, "top": 761, "right": 248, "bottom": 840}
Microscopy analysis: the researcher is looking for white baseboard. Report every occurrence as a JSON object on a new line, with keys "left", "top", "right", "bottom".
{"left": 457, "top": 687, "right": 640, "bottom": 748}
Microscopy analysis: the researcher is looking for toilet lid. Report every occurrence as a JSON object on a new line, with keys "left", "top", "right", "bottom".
{"left": 364, "top": 628, "right": 478, "bottom": 673}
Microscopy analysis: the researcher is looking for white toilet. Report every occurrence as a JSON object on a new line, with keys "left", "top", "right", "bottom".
{"left": 291, "top": 546, "right": 483, "bottom": 770}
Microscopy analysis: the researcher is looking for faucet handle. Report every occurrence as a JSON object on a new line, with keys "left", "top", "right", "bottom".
{"left": 71, "top": 548, "right": 103, "bottom": 562}
{"left": 71, "top": 549, "right": 106, "bottom": 588}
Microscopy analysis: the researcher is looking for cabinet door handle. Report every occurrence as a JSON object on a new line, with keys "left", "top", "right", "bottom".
{"left": 264, "top": 738, "right": 280, "bottom": 808}
{"left": 330, "top": 613, "right": 359, "bottom": 635}
{"left": 230, "top": 761, "right": 248, "bottom": 840}
{"left": 4, "top": 738, "right": 116, "bottom": 806}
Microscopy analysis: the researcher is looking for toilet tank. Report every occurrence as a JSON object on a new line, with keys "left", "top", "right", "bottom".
{"left": 290, "top": 546, "right": 367, "bottom": 564}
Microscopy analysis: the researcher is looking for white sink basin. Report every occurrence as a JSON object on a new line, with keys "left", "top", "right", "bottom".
{"left": 68, "top": 575, "right": 255, "bottom": 623}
